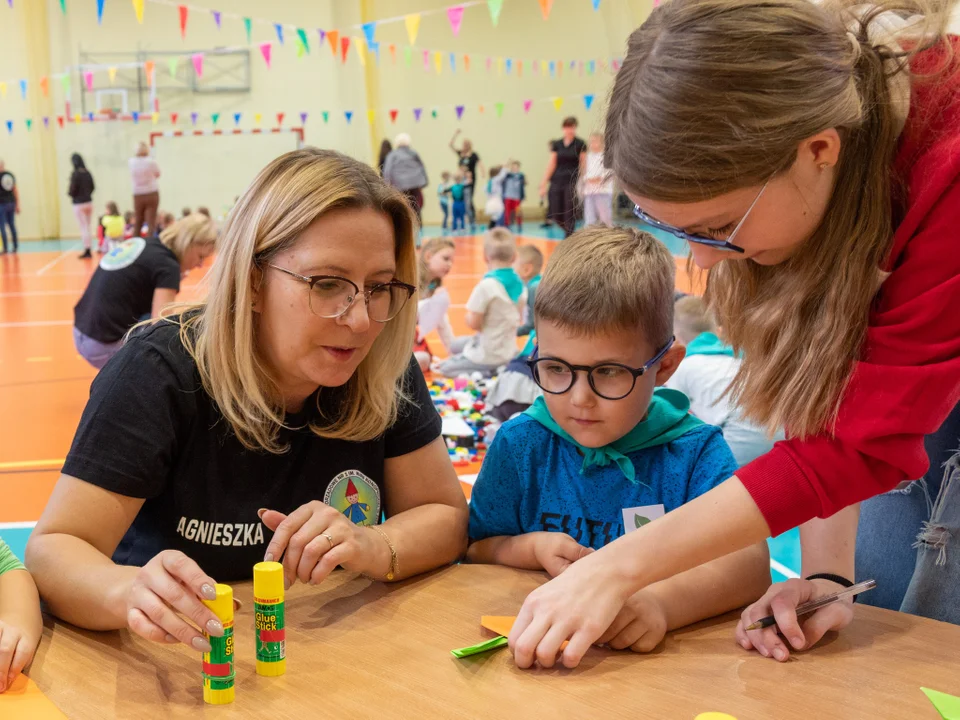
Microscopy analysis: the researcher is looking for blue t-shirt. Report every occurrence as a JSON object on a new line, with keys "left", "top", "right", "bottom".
{"left": 469, "top": 414, "right": 737, "bottom": 549}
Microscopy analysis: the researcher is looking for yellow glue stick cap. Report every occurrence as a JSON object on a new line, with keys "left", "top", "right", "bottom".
{"left": 254, "top": 561, "right": 285, "bottom": 600}
{"left": 695, "top": 714, "right": 738, "bottom": 720}
{"left": 202, "top": 583, "right": 234, "bottom": 621}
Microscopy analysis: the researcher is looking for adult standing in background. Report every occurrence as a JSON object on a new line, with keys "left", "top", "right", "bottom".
{"left": 0, "top": 159, "right": 19, "bottom": 254}
{"left": 378, "top": 139, "right": 393, "bottom": 176}
{"left": 449, "top": 130, "right": 484, "bottom": 228}
{"left": 539, "top": 117, "right": 587, "bottom": 237}
{"left": 69, "top": 154, "right": 96, "bottom": 259}
{"left": 383, "top": 133, "right": 429, "bottom": 225}
{"left": 129, "top": 142, "right": 160, "bottom": 239}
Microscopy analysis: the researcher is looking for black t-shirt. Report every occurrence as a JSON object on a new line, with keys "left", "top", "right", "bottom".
{"left": 61, "top": 318, "right": 442, "bottom": 581}
{"left": 0, "top": 171, "right": 15, "bottom": 204}
{"left": 68, "top": 169, "right": 95, "bottom": 205}
{"left": 456, "top": 151, "right": 480, "bottom": 180}
{"left": 550, "top": 137, "right": 587, "bottom": 186}
{"left": 73, "top": 237, "right": 181, "bottom": 343}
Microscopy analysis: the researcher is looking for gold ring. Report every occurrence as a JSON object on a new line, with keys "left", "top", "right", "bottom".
{"left": 323, "top": 533, "right": 335, "bottom": 549}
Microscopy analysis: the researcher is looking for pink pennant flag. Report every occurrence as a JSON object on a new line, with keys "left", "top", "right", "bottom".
{"left": 191, "top": 53, "right": 204, "bottom": 78}
{"left": 422, "top": 49, "right": 430, "bottom": 71}
{"left": 486, "top": 56, "right": 492, "bottom": 72}
{"left": 259, "top": 42, "right": 272, "bottom": 68}
{"left": 83, "top": 71, "right": 94, "bottom": 90}
{"left": 523, "top": 99, "right": 533, "bottom": 113}
{"left": 446, "top": 5, "right": 465, "bottom": 37}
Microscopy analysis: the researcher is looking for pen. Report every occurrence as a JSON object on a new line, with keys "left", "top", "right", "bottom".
{"left": 744, "top": 579, "right": 878, "bottom": 631}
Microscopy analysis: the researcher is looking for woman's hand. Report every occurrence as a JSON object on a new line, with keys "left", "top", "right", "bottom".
{"left": 123, "top": 550, "right": 223, "bottom": 652}
{"left": 260, "top": 502, "right": 389, "bottom": 589}
{"left": 531, "top": 532, "right": 593, "bottom": 578}
{"left": 595, "top": 590, "right": 667, "bottom": 653}
{"left": 0, "top": 617, "right": 41, "bottom": 693}
{"left": 735, "top": 578, "right": 854, "bottom": 662}
{"left": 538, "top": 181, "right": 548, "bottom": 197}
{"left": 508, "top": 547, "right": 635, "bottom": 669}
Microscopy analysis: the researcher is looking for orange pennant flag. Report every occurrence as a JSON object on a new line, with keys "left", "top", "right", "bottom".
{"left": 144, "top": 60, "right": 155, "bottom": 84}
{"left": 327, "top": 30, "right": 340, "bottom": 57}
{"left": 464, "top": 54, "right": 471, "bottom": 71}
{"left": 39, "top": 76, "right": 49, "bottom": 97}
{"left": 538, "top": 0, "right": 553, "bottom": 20}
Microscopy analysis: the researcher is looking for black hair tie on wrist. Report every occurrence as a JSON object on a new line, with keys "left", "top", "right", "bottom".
{"left": 806, "top": 573, "right": 858, "bottom": 601}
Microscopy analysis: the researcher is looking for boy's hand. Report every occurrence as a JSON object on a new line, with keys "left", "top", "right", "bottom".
{"left": 532, "top": 532, "right": 593, "bottom": 578}
{"left": 595, "top": 590, "right": 668, "bottom": 653}
{"left": 0, "top": 617, "right": 41, "bottom": 693}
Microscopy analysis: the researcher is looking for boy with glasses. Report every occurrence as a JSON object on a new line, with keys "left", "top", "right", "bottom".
{"left": 467, "top": 226, "right": 769, "bottom": 653}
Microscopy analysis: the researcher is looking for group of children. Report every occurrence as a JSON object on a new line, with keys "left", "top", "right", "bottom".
{"left": 437, "top": 161, "right": 528, "bottom": 232}
{"left": 85, "top": 204, "right": 210, "bottom": 256}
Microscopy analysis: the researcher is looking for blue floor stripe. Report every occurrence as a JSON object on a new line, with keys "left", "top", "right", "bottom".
{"left": 1, "top": 527, "right": 34, "bottom": 564}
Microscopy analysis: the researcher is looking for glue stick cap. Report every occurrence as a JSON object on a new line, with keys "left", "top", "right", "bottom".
{"left": 201, "top": 583, "right": 234, "bottom": 621}
{"left": 695, "top": 714, "right": 739, "bottom": 720}
{"left": 254, "top": 561, "right": 284, "bottom": 600}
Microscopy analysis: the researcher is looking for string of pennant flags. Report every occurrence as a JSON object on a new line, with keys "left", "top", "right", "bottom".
{"left": 1, "top": 0, "right": 624, "bottom": 101}
{"left": 1, "top": 92, "right": 600, "bottom": 135}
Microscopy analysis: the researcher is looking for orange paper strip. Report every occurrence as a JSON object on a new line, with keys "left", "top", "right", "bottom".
{"left": 480, "top": 616, "right": 569, "bottom": 650}
{"left": 0, "top": 675, "right": 68, "bottom": 719}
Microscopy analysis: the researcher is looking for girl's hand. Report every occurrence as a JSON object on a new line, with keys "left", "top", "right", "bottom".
{"left": 123, "top": 550, "right": 223, "bottom": 652}
{"left": 260, "top": 503, "right": 389, "bottom": 589}
{"left": 0, "top": 617, "right": 40, "bottom": 693}
{"left": 735, "top": 578, "right": 854, "bottom": 662}
{"left": 595, "top": 590, "right": 667, "bottom": 653}
{"left": 531, "top": 532, "right": 593, "bottom": 578}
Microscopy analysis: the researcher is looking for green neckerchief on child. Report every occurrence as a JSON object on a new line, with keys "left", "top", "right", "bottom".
{"left": 685, "top": 332, "right": 736, "bottom": 357}
{"left": 520, "top": 330, "right": 536, "bottom": 357}
{"left": 527, "top": 274, "right": 541, "bottom": 292}
{"left": 523, "top": 388, "right": 704, "bottom": 482}
{"left": 484, "top": 267, "right": 524, "bottom": 303}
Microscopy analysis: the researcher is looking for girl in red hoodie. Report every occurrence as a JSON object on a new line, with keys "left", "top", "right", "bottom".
{"left": 506, "top": 0, "right": 960, "bottom": 669}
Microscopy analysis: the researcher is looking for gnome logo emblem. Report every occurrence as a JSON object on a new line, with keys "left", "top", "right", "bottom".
{"left": 324, "top": 470, "right": 381, "bottom": 526}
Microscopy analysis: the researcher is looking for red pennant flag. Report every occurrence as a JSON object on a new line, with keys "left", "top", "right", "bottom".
{"left": 389, "top": 109, "right": 398, "bottom": 123}
{"left": 276, "top": 112, "right": 285, "bottom": 126}
{"left": 57, "top": 116, "right": 65, "bottom": 129}
{"left": 171, "top": 112, "right": 179, "bottom": 124}
{"left": 340, "top": 36, "right": 350, "bottom": 64}
{"left": 178, "top": 4, "right": 188, "bottom": 37}
{"left": 327, "top": 30, "right": 340, "bottom": 57}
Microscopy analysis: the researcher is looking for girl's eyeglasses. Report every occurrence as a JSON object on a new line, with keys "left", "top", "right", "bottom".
{"left": 633, "top": 181, "right": 769, "bottom": 254}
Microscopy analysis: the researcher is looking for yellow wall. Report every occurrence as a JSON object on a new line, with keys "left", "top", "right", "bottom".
{"left": 0, "top": 0, "right": 645, "bottom": 239}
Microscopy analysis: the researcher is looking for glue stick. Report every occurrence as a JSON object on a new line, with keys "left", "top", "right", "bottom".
{"left": 253, "top": 561, "right": 286, "bottom": 676}
{"left": 201, "top": 583, "right": 235, "bottom": 705}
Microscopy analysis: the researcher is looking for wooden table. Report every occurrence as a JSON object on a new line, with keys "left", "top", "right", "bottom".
{"left": 28, "top": 564, "right": 960, "bottom": 719}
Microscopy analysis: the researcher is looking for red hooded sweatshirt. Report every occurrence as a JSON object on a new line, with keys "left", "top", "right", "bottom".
{"left": 737, "top": 37, "right": 960, "bottom": 536}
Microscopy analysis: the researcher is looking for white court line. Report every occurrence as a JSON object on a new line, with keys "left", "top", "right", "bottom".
{"left": 0, "top": 281, "right": 201, "bottom": 299}
{"left": 0, "top": 320, "right": 73, "bottom": 328}
{"left": 0, "top": 521, "right": 37, "bottom": 530}
{"left": 770, "top": 559, "right": 800, "bottom": 579}
{"left": 35, "top": 244, "right": 82, "bottom": 276}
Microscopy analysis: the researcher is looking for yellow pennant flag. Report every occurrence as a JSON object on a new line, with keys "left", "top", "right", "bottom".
{"left": 74, "top": 113, "right": 81, "bottom": 124}
{"left": 552, "top": 97, "right": 564, "bottom": 111}
{"left": 108, "top": 66, "right": 117, "bottom": 84}
{"left": 254, "top": 112, "right": 262, "bottom": 125}
{"left": 367, "top": 109, "right": 375, "bottom": 124}
{"left": 404, "top": 14, "right": 421, "bottom": 45}
{"left": 356, "top": 37, "right": 366, "bottom": 66}
{"left": 152, "top": 112, "right": 159, "bottom": 124}
{"left": 0, "top": 82, "right": 7, "bottom": 99}
{"left": 434, "top": 51, "right": 443, "bottom": 74}
{"left": 131, "top": 0, "right": 144, "bottom": 24}
{"left": 541, "top": 60, "right": 549, "bottom": 75}
{"left": 497, "top": 57, "right": 504, "bottom": 75}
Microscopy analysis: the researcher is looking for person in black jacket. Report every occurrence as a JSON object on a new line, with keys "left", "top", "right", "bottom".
{"left": 68, "top": 153, "right": 96, "bottom": 259}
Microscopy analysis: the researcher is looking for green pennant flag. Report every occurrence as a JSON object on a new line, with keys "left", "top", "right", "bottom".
{"left": 26, "top": 118, "right": 33, "bottom": 131}
{"left": 495, "top": 101, "right": 504, "bottom": 117}
{"left": 59, "top": 0, "right": 66, "bottom": 14}
{"left": 404, "top": 45, "right": 413, "bottom": 67}
{"left": 322, "top": 110, "right": 329, "bottom": 123}
{"left": 168, "top": 56, "right": 178, "bottom": 77}
{"left": 59, "top": 74, "right": 70, "bottom": 94}
{"left": 487, "top": 0, "right": 504, "bottom": 25}
{"left": 296, "top": 28, "right": 309, "bottom": 53}
{"left": 243, "top": 17, "right": 252, "bottom": 44}
{"left": 211, "top": 112, "right": 220, "bottom": 125}
{"left": 431, "top": 108, "right": 438, "bottom": 119}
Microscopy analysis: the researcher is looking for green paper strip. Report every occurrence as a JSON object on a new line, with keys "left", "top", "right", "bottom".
{"left": 451, "top": 635, "right": 508, "bottom": 659}
{"left": 922, "top": 688, "right": 960, "bottom": 720}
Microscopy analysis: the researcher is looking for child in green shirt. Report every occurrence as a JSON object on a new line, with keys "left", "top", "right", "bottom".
{"left": 0, "top": 538, "right": 41, "bottom": 693}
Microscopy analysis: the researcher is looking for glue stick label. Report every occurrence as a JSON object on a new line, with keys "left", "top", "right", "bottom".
{"left": 255, "top": 600, "right": 285, "bottom": 664}
{"left": 203, "top": 620, "right": 235, "bottom": 691}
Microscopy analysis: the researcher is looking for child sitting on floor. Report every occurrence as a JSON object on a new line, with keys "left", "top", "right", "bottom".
{"left": 0, "top": 538, "right": 42, "bottom": 693}
{"left": 438, "top": 228, "right": 526, "bottom": 377}
{"left": 467, "top": 226, "right": 769, "bottom": 653}
{"left": 414, "top": 238, "right": 460, "bottom": 371}
{"left": 666, "top": 295, "right": 783, "bottom": 466}
{"left": 514, "top": 244, "right": 543, "bottom": 339}
{"left": 100, "top": 202, "right": 125, "bottom": 252}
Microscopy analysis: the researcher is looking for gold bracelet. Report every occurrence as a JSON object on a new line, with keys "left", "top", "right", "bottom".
{"left": 368, "top": 525, "right": 398, "bottom": 581}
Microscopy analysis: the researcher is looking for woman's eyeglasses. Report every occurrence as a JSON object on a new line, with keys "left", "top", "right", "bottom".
{"left": 633, "top": 181, "right": 769, "bottom": 254}
{"left": 267, "top": 264, "right": 415, "bottom": 323}
{"left": 526, "top": 338, "right": 675, "bottom": 400}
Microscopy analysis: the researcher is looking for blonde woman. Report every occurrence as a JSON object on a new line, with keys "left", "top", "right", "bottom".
{"left": 72, "top": 212, "right": 216, "bottom": 369}
{"left": 506, "top": 0, "right": 960, "bottom": 668}
{"left": 29, "top": 149, "right": 468, "bottom": 655}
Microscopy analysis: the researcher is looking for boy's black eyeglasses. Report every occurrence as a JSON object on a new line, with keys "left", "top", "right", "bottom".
{"left": 526, "top": 337, "right": 675, "bottom": 400}
{"left": 267, "top": 264, "right": 415, "bottom": 323}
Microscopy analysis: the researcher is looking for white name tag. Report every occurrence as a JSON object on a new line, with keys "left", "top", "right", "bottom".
{"left": 622, "top": 504, "right": 665, "bottom": 533}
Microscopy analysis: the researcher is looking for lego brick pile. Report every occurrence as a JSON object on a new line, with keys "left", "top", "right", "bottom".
{"left": 428, "top": 375, "right": 495, "bottom": 470}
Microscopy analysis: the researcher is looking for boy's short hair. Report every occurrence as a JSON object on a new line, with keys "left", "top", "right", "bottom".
{"left": 674, "top": 295, "right": 717, "bottom": 345}
{"left": 484, "top": 227, "right": 517, "bottom": 263}
{"left": 535, "top": 226, "right": 674, "bottom": 347}
{"left": 516, "top": 244, "right": 544, "bottom": 275}
{"left": 562, "top": 116, "right": 578, "bottom": 128}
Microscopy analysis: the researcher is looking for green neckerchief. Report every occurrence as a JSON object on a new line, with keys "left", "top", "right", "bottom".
{"left": 685, "top": 332, "right": 736, "bottom": 357}
{"left": 520, "top": 330, "right": 536, "bottom": 357}
{"left": 484, "top": 267, "right": 524, "bottom": 303}
{"left": 523, "top": 388, "right": 704, "bottom": 482}
{"left": 527, "top": 274, "right": 541, "bottom": 292}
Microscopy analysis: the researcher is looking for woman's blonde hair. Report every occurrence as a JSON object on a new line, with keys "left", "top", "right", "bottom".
{"left": 418, "top": 237, "right": 455, "bottom": 295}
{"left": 606, "top": 0, "right": 955, "bottom": 438}
{"left": 176, "top": 148, "right": 419, "bottom": 453}
{"left": 159, "top": 212, "right": 217, "bottom": 261}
